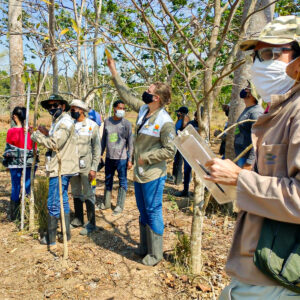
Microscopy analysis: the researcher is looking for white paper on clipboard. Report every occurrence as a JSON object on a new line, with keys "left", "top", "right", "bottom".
{"left": 173, "top": 124, "right": 236, "bottom": 204}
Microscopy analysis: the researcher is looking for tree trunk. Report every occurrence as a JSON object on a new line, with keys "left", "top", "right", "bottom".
{"left": 49, "top": 0, "right": 58, "bottom": 94}
{"left": 190, "top": 174, "right": 205, "bottom": 274}
{"left": 225, "top": 0, "right": 275, "bottom": 159}
{"left": 9, "top": 0, "right": 25, "bottom": 112}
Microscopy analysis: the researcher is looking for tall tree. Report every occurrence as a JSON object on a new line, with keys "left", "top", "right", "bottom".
{"left": 8, "top": 0, "right": 25, "bottom": 111}
{"left": 225, "top": 0, "right": 275, "bottom": 160}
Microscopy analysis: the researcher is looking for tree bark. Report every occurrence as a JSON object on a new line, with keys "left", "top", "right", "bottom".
{"left": 9, "top": 0, "right": 25, "bottom": 112}
{"left": 49, "top": 0, "right": 58, "bottom": 94}
{"left": 190, "top": 174, "right": 205, "bottom": 274}
{"left": 225, "top": 0, "right": 275, "bottom": 159}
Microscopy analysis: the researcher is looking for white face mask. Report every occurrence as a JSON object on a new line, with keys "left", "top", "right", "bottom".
{"left": 115, "top": 110, "right": 125, "bottom": 118}
{"left": 250, "top": 59, "right": 295, "bottom": 103}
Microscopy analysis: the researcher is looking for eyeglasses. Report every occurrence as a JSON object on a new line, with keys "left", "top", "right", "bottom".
{"left": 47, "top": 103, "right": 59, "bottom": 109}
{"left": 252, "top": 47, "right": 293, "bottom": 62}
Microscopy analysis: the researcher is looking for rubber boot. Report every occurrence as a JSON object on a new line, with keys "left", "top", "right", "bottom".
{"left": 134, "top": 223, "right": 147, "bottom": 257}
{"left": 113, "top": 187, "right": 126, "bottom": 215}
{"left": 174, "top": 190, "right": 189, "bottom": 197}
{"left": 142, "top": 225, "right": 163, "bottom": 266}
{"left": 99, "top": 189, "right": 111, "bottom": 210}
{"left": 80, "top": 200, "right": 96, "bottom": 235}
{"left": 9, "top": 200, "right": 20, "bottom": 221}
{"left": 71, "top": 198, "right": 84, "bottom": 228}
{"left": 58, "top": 213, "right": 71, "bottom": 243}
{"left": 40, "top": 214, "right": 58, "bottom": 246}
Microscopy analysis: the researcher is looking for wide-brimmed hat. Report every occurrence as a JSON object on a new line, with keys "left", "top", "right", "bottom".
{"left": 70, "top": 99, "right": 89, "bottom": 112}
{"left": 175, "top": 106, "right": 189, "bottom": 114}
{"left": 41, "top": 94, "right": 70, "bottom": 112}
{"left": 240, "top": 15, "right": 300, "bottom": 51}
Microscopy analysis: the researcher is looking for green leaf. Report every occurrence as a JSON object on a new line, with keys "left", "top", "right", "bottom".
{"left": 60, "top": 28, "right": 69, "bottom": 35}
{"left": 71, "top": 19, "right": 80, "bottom": 34}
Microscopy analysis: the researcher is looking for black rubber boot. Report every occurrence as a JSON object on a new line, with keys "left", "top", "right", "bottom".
{"left": 40, "top": 214, "right": 58, "bottom": 246}
{"left": 142, "top": 225, "right": 163, "bottom": 266}
{"left": 9, "top": 200, "right": 20, "bottom": 221}
{"left": 134, "top": 223, "right": 147, "bottom": 257}
{"left": 174, "top": 190, "right": 189, "bottom": 197}
{"left": 58, "top": 213, "right": 71, "bottom": 243}
{"left": 99, "top": 189, "right": 111, "bottom": 210}
{"left": 80, "top": 200, "right": 96, "bottom": 235}
{"left": 113, "top": 187, "right": 126, "bottom": 215}
{"left": 71, "top": 198, "right": 84, "bottom": 228}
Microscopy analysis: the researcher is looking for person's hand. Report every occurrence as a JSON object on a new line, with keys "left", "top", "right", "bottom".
{"left": 28, "top": 126, "right": 34, "bottom": 135}
{"left": 38, "top": 125, "right": 49, "bottom": 136}
{"left": 107, "top": 58, "right": 117, "bottom": 77}
{"left": 243, "top": 163, "right": 252, "bottom": 170}
{"left": 204, "top": 158, "right": 242, "bottom": 186}
{"left": 127, "top": 161, "right": 133, "bottom": 170}
{"left": 138, "top": 157, "right": 144, "bottom": 166}
{"left": 88, "top": 170, "right": 96, "bottom": 182}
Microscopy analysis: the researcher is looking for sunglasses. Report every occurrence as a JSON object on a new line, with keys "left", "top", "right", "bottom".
{"left": 252, "top": 47, "right": 293, "bottom": 62}
{"left": 47, "top": 103, "right": 60, "bottom": 109}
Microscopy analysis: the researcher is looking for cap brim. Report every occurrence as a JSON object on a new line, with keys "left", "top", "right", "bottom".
{"left": 240, "top": 37, "right": 295, "bottom": 51}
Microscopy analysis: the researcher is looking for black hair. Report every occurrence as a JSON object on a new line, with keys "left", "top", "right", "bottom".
{"left": 113, "top": 100, "right": 124, "bottom": 108}
{"left": 291, "top": 41, "right": 300, "bottom": 60}
{"left": 12, "top": 106, "right": 26, "bottom": 126}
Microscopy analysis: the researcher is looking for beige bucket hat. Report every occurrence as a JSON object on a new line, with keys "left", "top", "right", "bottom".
{"left": 70, "top": 99, "right": 89, "bottom": 112}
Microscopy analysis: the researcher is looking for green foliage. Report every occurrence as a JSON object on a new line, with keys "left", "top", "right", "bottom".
{"left": 172, "top": 232, "right": 191, "bottom": 272}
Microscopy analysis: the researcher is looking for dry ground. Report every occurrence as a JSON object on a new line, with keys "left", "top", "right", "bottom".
{"left": 0, "top": 109, "right": 234, "bottom": 300}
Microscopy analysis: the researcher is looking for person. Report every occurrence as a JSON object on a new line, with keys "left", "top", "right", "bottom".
{"left": 169, "top": 106, "right": 190, "bottom": 185}
{"left": 3, "top": 106, "right": 37, "bottom": 221}
{"left": 107, "top": 58, "right": 176, "bottom": 266}
{"left": 30, "top": 94, "right": 79, "bottom": 247}
{"left": 218, "top": 104, "right": 230, "bottom": 158}
{"left": 204, "top": 16, "right": 300, "bottom": 299}
{"left": 234, "top": 83, "right": 263, "bottom": 169}
{"left": 99, "top": 100, "right": 133, "bottom": 215}
{"left": 69, "top": 99, "right": 101, "bottom": 235}
{"left": 175, "top": 111, "right": 199, "bottom": 197}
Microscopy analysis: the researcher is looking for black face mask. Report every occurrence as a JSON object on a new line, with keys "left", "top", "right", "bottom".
{"left": 71, "top": 111, "right": 80, "bottom": 120}
{"left": 240, "top": 89, "right": 248, "bottom": 99}
{"left": 142, "top": 91, "right": 153, "bottom": 104}
{"left": 49, "top": 108, "right": 62, "bottom": 118}
{"left": 177, "top": 113, "right": 181, "bottom": 118}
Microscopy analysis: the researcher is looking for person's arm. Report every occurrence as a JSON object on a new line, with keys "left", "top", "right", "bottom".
{"left": 107, "top": 58, "right": 144, "bottom": 113}
{"left": 31, "top": 121, "right": 72, "bottom": 151}
{"left": 205, "top": 113, "right": 300, "bottom": 224}
{"left": 139, "top": 122, "right": 176, "bottom": 165}
{"left": 90, "top": 125, "right": 101, "bottom": 172}
{"left": 101, "top": 122, "right": 107, "bottom": 156}
{"left": 182, "top": 115, "right": 190, "bottom": 129}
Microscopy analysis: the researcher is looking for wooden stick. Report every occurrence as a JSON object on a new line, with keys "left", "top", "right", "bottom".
{"left": 216, "top": 119, "right": 256, "bottom": 139}
{"left": 57, "top": 150, "right": 68, "bottom": 260}
{"left": 233, "top": 144, "right": 253, "bottom": 163}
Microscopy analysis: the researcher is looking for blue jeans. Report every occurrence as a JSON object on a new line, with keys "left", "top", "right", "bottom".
{"left": 9, "top": 167, "right": 34, "bottom": 202}
{"left": 48, "top": 176, "right": 71, "bottom": 217}
{"left": 183, "top": 159, "right": 192, "bottom": 192}
{"left": 105, "top": 158, "right": 128, "bottom": 191}
{"left": 134, "top": 176, "right": 166, "bottom": 235}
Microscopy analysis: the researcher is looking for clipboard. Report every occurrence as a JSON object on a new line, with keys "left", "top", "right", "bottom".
{"left": 173, "top": 124, "right": 236, "bottom": 204}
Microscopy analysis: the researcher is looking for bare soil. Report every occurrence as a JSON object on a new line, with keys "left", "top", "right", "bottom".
{"left": 0, "top": 111, "right": 233, "bottom": 300}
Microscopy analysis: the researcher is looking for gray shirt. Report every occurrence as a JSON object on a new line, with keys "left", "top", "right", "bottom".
{"left": 101, "top": 117, "right": 133, "bottom": 161}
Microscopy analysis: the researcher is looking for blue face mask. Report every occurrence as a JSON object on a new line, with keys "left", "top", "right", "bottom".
{"left": 240, "top": 89, "right": 248, "bottom": 99}
{"left": 142, "top": 91, "right": 153, "bottom": 104}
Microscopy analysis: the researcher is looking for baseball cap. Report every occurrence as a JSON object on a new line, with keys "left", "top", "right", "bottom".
{"left": 175, "top": 106, "right": 189, "bottom": 114}
{"left": 240, "top": 15, "right": 300, "bottom": 51}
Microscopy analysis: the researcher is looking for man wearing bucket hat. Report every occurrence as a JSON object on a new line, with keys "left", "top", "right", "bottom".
{"left": 202, "top": 15, "right": 300, "bottom": 299}
{"left": 30, "top": 94, "right": 79, "bottom": 247}
{"left": 69, "top": 99, "right": 100, "bottom": 235}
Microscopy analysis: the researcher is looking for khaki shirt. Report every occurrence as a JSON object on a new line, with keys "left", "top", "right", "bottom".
{"left": 74, "top": 118, "right": 101, "bottom": 173}
{"left": 112, "top": 74, "right": 176, "bottom": 183}
{"left": 226, "top": 83, "right": 300, "bottom": 286}
{"left": 31, "top": 112, "right": 79, "bottom": 177}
